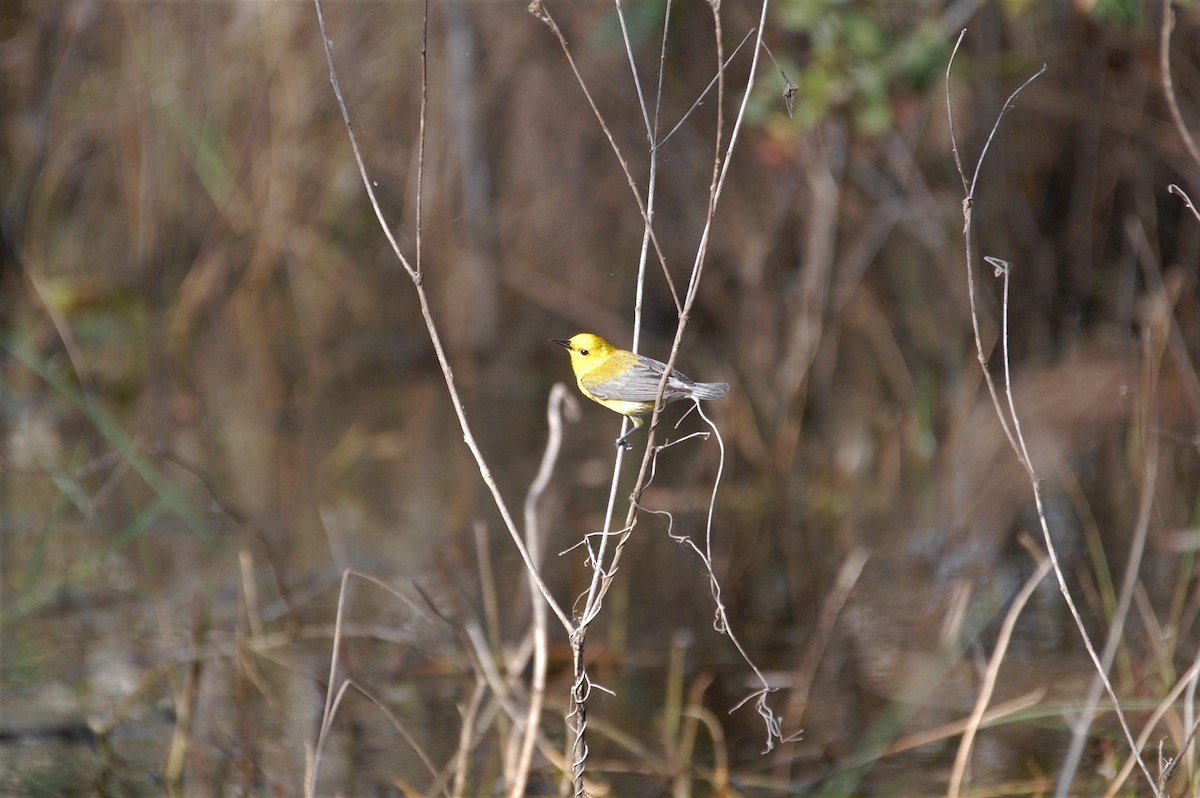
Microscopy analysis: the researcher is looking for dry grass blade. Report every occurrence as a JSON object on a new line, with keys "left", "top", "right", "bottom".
{"left": 786, "top": 547, "right": 868, "bottom": 728}
{"left": 948, "top": 551, "right": 1053, "bottom": 797}
{"left": 1100, "top": 653, "right": 1200, "bottom": 797}
{"left": 886, "top": 690, "right": 1046, "bottom": 759}
{"left": 1058, "top": 240, "right": 1171, "bottom": 793}
{"left": 307, "top": 568, "right": 353, "bottom": 798}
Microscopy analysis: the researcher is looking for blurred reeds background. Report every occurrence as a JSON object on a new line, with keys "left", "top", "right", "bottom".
{"left": 3, "top": 0, "right": 1200, "bottom": 795}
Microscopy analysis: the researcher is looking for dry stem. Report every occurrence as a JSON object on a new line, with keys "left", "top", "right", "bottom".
{"left": 945, "top": 29, "right": 1160, "bottom": 796}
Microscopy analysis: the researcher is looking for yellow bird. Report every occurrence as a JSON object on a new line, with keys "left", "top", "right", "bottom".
{"left": 551, "top": 332, "right": 729, "bottom": 448}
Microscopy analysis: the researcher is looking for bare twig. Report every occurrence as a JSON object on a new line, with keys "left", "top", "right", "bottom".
{"left": 1160, "top": 718, "right": 1200, "bottom": 789}
{"left": 634, "top": 399, "right": 781, "bottom": 752}
{"left": 614, "top": 0, "right": 653, "bottom": 140}
{"left": 617, "top": 0, "right": 785, "bottom": 753}
{"left": 759, "top": 40, "right": 798, "bottom": 118}
{"left": 945, "top": 32, "right": 1160, "bottom": 796}
{"left": 659, "top": 27, "right": 759, "bottom": 148}
{"left": 416, "top": 0, "right": 428, "bottom": 278}
{"left": 509, "top": 384, "right": 577, "bottom": 798}
{"left": 528, "top": 1, "right": 680, "bottom": 313}
{"left": 540, "top": 2, "right": 675, "bottom": 790}
{"left": 1183, "top": 642, "right": 1200, "bottom": 787}
{"left": 1169, "top": 184, "right": 1200, "bottom": 224}
{"left": 1159, "top": 0, "right": 1200, "bottom": 170}
{"left": 305, "top": 574, "right": 448, "bottom": 798}
{"left": 599, "top": 0, "right": 772, "bottom": 632}
{"left": 312, "top": 0, "right": 573, "bottom": 636}
{"left": 573, "top": 0, "right": 676, "bottom": 647}
{"left": 312, "top": 5, "right": 588, "bottom": 791}
{"left": 529, "top": 2, "right": 777, "bottom": 790}
{"left": 313, "top": 0, "right": 413, "bottom": 279}
{"left": 1100, "top": 653, "right": 1200, "bottom": 797}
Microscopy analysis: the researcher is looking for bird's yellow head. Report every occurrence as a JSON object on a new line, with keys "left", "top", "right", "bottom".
{"left": 551, "top": 333, "right": 617, "bottom": 378}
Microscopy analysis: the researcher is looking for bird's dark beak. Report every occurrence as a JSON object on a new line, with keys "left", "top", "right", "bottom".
{"left": 550, "top": 338, "right": 572, "bottom": 350}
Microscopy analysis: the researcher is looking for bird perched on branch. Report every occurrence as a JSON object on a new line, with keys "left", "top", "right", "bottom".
{"left": 551, "top": 332, "right": 729, "bottom": 449}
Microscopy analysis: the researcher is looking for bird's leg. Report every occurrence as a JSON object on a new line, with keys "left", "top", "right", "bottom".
{"left": 614, "top": 415, "right": 645, "bottom": 450}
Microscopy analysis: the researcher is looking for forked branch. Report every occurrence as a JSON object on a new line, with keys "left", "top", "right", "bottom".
{"left": 945, "top": 30, "right": 1160, "bottom": 796}
{"left": 311, "top": 0, "right": 572, "bottom": 635}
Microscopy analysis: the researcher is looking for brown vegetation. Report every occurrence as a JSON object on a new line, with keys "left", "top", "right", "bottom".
{"left": 2, "top": 1, "right": 1200, "bottom": 795}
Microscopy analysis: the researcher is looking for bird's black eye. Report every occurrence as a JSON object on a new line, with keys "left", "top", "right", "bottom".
{"left": 580, "top": 349, "right": 589, "bottom": 356}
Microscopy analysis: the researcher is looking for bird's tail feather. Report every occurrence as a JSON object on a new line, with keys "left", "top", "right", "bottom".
{"left": 690, "top": 381, "right": 729, "bottom": 400}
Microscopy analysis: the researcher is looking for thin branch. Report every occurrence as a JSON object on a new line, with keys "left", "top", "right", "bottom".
{"left": 1100, "top": 653, "right": 1200, "bottom": 796}
{"left": 1169, "top": 184, "right": 1200, "bottom": 224}
{"left": 538, "top": 1, "right": 777, "bottom": 788}
{"left": 659, "top": 27, "right": 758, "bottom": 149}
{"left": 1161, "top": 718, "right": 1200, "bottom": 789}
{"left": 312, "top": 0, "right": 414, "bottom": 279}
{"left": 760, "top": 40, "right": 798, "bottom": 118}
{"left": 510, "top": 384, "right": 577, "bottom": 798}
{"left": 583, "top": 0, "right": 772, "bottom": 630}
{"left": 696, "top": 400, "right": 724, "bottom": 570}
{"left": 306, "top": 572, "right": 449, "bottom": 798}
{"left": 416, "top": 0, "right": 428, "bottom": 277}
{"left": 615, "top": 0, "right": 653, "bottom": 140}
{"left": 528, "top": 1, "right": 680, "bottom": 313}
{"left": 946, "top": 31, "right": 969, "bottom": 195}
{"left": 313, "top": 0, "right": 574, "bottom": 635}
{"left": 623, "top": 0, "right": 782, "bottom": 750}
{"left": 945, "top": 36, "right": 1160, "bottom": 796}
{"left": 648, "top": 401, "right": 786, "bottom": 753}
{"left": 574, "top": 0, "right": 676, "bottom": 645}
{"left": 1159, "top": 0, "right": 1200, "bottom": 171}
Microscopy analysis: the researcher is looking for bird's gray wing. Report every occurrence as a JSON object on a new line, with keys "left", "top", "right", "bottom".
{"left": 584, "top": 354, "right": 696, "bottom": 401}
